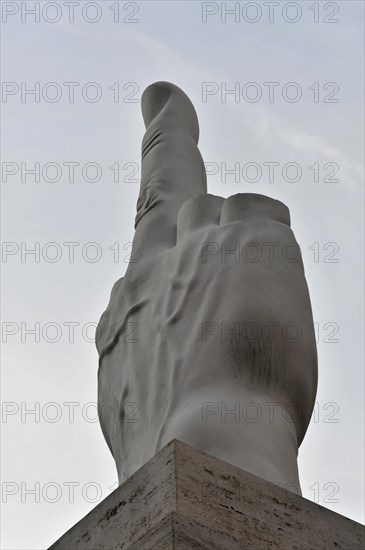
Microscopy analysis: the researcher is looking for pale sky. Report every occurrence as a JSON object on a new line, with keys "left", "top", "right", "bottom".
{"left": 1, "top": 1, "right": 364, "bottom": 548}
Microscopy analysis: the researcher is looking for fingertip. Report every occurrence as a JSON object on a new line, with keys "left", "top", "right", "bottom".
{"left": 141, "top": 82, "right": 171, "bottom": 127}
{"left": 141, "top": 81, "right": 199, "bottom": 142}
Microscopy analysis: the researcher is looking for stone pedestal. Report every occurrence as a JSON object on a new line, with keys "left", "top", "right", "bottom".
{"left": 49, "top": 440, "right": 364, "bottom": 549}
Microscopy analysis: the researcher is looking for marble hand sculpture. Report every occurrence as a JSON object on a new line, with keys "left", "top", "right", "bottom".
{"left": 96, "top": 82, "right": 318, "bottom": 492}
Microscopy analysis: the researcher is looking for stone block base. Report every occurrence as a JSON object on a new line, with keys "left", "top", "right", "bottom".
{"left": 49, "top": 440, "right": 364, "bottom": 549}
